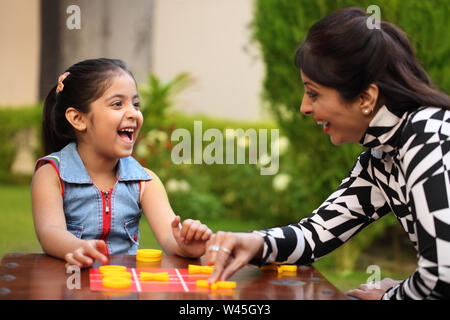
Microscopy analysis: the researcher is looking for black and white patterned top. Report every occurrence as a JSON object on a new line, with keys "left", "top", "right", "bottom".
{"left": 255, "top": 105, "right": 450, "bottom": 299}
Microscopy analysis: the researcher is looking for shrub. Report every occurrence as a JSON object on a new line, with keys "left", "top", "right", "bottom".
{"left": 0, "top": 105, "right": 42, "bottom": 184}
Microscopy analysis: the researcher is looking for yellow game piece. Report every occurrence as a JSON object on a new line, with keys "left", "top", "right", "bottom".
{"left": 101, "top": 271, "right": 132, "bottom": 279}
{"left": 140, "top": 272, "right": 169, "bottom": 282}
{"left": 102, "top": 276, "right": 132, "bottom": 289}
{"left": 188, "top": 264, "right": 215, "bottom": 274}
{"left": 278, "top": 265, "right": 298, "bottom": 273}
{"left": 260, "top": 264, "right": 278, "bottom": 272}
{"left": 136, "top": 257, "right": 161, "bottom": 262}
{"left": 196, "top": 280, "right": 210, "bottom": 288}
{"left": 216, "top": 281, "right": 236, "bottom": 289}
{"left": 99, "top": 265, "right": 127, "bottom": 274}
{"left": 210, "top": 282, "right": 218, "bottom": 290}
{"left": 136, "top": 249, "right": 162, "bottom": 262}
{"left": 137, "top": 249, "right": 162, "bottom": 258}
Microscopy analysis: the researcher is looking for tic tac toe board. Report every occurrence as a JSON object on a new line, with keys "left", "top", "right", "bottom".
{"left": 89, "top": 267, "right": 215, "bottom": 293}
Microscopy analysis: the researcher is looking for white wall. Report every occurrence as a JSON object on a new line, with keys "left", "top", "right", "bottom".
{"left": 0, "top": 0, "right": 40, "bottom": 106}
{"left": 59, "top": 0, "right": 154, "bottom": 83}
{"left": 151, "top": 0, "right": 266, "bottom": 121}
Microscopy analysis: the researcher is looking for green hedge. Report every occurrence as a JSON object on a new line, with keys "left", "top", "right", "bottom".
{"left": 0, "top": 105, "right": 42, "bottom": 184}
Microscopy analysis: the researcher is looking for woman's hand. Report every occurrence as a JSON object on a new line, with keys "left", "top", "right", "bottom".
{"left": 64, "top": 239, "right": 109, "bottom": 268}
{"left": 171, "top": 216, "right": 212, "bottom": 258}
{"left": 346, "top": 277, "right": 402, "bottom": 300}
{"left": 206, "top": 231, "right": 264, "bottom": 283}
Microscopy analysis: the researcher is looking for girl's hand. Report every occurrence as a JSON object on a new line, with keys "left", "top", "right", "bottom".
{"left": 171, "top": 216, "right": 212, "bottom": 258}
{"left": 206, "top": 231, "right": 264, "bottom": 283}
{"left": 346, "top": 277, "right": 402, "bottom": 300}
{"left": 64, "top": 240, "right": 109, "bottom": 268}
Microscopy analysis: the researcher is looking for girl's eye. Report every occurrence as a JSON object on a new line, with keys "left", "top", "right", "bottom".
{"left": 112, "top": 101, "right": 122, "bottom": 107}
{"left": 133, "top": 101, "right": 141, "bottom": 108}
{"left": 306, "top": 91, "right": 318, "bottom": 99}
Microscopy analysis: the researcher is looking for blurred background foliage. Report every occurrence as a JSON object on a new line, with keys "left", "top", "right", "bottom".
{"left": 1, "top": 0, "right": 449, "bottom": 291}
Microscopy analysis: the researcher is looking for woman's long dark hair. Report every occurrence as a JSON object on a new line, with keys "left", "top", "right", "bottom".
{"left": 295, "top": 7, "right": 450, "bottom": 114}
{"left": 42, "top": 58, "right": 135, "bottom": 155}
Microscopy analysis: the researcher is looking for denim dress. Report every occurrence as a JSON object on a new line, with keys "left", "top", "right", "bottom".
{"left": 34, "top": 142, "right": 152, "bottom": 254}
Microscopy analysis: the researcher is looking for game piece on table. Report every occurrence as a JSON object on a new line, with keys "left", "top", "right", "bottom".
{"left": 140, "top": 271, "right": 169, "bottom": 282}
{"left": 99, "top": 265, "right": 127, "bottom": 274}
{"left": 196, "top": 280, "right": 209, "bottom": 288}
{"left": 277, "top": 265, "right": 298, "bottom": 274}
{"left": 196, "top": 280, "right": 236, "bottom": 290}
{"left": 210, "top": 282, "right": 218, "bottom": 290}
{"left": 215, "top": 281, "right": 237, "bottom": 289}
{"left": 136, "top": 249, "right": 162, "bottom": 262}
{"left": 188, "top": 264, "right": 215, "bottom": 274}
{"left": 102, "top": 276, "right": 132, "bottom": 289}
{"left": 101, "top": 271, "right": 132, "bottom": 279}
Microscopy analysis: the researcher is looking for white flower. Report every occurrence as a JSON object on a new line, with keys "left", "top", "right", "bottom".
{"left": 279, "top": 105, "right": 294, "bottom": 121}
{"left": 278, "top": 136, "right": 290, "bottom": 156}
{"left": 177, "top": 180, "right": 191, "bottom": 192}
{"left": 272, "top": 173, "right": 291, "bottom": 192}
{"left": 166, "top": 179, "right": 179, "bottom": 192}
{"left": 135, "top": 143, "right": 150, "bottom": 158}
{"left": 166, "top": 179, "right": 190, "bottom": 193}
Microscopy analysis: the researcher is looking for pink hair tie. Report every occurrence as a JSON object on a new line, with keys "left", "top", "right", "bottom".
{"left": 56, "top": 72, "right": 70, "bottom": 93}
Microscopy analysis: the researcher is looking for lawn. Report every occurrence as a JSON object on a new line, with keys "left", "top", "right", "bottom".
{"left": 0, "top": 183, "right": 414, "bottom": 294}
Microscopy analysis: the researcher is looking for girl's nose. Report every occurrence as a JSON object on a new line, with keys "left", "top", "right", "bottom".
{"left": 125, "top": 104, "right": 139, "bottom": 119}
{"left": 300, "top": 96, "right": 313, "bottom": 116}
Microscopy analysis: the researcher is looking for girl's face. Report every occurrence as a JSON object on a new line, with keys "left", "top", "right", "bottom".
{"left": 83, "top": 72, "right": 143, "bottom": 159}
{"left": 299, "top": 71, "right": 374, "bottom": 145}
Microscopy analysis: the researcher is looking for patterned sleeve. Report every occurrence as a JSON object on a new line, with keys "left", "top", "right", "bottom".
{"left": 382, "top": 112, "right": 450, "bottom": 300}
{"left": 255, "top": 150, "right": 391, "bottom": 266}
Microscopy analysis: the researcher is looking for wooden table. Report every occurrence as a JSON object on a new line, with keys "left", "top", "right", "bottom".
{"left": 0, "top": 253, "right": 347, "bottom": 300}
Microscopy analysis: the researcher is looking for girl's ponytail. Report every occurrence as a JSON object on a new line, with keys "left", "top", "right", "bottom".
{"left": 42, "top": 85, "right": 75, "bottom": 155}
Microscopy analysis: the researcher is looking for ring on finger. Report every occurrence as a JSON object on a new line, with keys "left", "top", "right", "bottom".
{"left": 208, "top": 245, "right": 220, "bottom": 252}
{"left": 219, "top": 247, "right": 231, "bottom": 254}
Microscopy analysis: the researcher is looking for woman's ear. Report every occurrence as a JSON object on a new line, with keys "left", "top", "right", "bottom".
{"left": 65, "top": 107, "right": 87, "bottom": 132}
{"left": 359, "top": 84, "right": 379, "bottom": 115}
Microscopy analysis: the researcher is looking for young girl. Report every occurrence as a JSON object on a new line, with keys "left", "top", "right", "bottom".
{"left": 31, "top": 58, "right": 212, "bottom": 268}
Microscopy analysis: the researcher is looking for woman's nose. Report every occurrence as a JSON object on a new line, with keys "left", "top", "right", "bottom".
{"left": 300, "top": 97, "right": 313, "bottom": 116}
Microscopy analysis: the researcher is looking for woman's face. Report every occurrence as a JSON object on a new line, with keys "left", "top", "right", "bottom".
{"left": 299, "top": 71, "right": 375, "bottom": 145}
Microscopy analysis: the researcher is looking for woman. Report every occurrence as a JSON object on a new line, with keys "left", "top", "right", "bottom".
{"left": 205, "top": 7, "right": 450, "bottom": 300}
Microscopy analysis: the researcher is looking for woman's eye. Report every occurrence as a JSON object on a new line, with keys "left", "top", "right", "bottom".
{"left": 306, "top": 91, "right": 318, "bottom": 99}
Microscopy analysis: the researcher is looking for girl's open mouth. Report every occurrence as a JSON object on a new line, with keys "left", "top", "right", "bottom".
{"left": 118, "top": 128, "right": 134, "bottom": 144}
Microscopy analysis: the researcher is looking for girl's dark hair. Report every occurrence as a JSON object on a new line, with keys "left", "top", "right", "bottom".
{"left": 42, "top": 58, "right": 136, "bottom": 154}
{"left": 295, "top": 7, "right": 450, "bottom": 114}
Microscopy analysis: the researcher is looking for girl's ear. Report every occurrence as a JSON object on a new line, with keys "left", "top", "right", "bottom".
{"left": 65, "top": 107, "right": 87, "bottom": 132}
